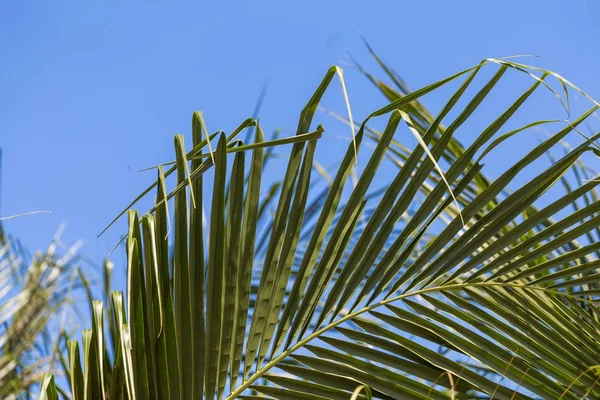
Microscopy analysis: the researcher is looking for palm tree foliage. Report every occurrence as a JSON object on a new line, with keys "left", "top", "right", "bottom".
{"left": 40, "top": 51, "right": 600, "bottom": 399}
{"left": 0, "top": 219, "right": 83, "bottom": 399}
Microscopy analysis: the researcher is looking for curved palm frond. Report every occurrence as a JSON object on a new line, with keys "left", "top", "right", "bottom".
{"left": 45, "top": 56, "right": 600, "bottom": 400}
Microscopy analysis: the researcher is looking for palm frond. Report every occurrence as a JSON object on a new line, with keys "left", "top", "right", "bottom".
{"left": 44, "top": 54, "right": 600, "bottom": 400}
{"left": 0, "top": 220, "right": 83, "bottom": 399}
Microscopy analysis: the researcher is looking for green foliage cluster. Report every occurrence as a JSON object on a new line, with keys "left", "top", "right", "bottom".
{"left": 34, "top": 51, "right": 600, "bottom": 399}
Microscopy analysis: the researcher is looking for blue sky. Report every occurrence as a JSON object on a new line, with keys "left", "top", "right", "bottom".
{"left": 2, "top": 0, "right": 600, "bottom": 283}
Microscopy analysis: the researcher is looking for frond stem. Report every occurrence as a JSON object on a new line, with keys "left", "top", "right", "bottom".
{"left": 226, "top": 281, "right": 597, "bottom": 399}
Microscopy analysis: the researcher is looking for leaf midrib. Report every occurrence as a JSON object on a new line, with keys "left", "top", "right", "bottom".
{"left": 226, "top": 281, "right": 595, "bottom": 399}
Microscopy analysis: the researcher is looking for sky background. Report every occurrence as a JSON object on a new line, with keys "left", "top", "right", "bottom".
{"left": 2, "top": 0, "right": 600, "bottom": 289}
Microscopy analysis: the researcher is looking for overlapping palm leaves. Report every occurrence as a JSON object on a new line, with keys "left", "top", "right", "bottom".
{"left": 0, "top": 220, "right": 83, "bottom": 400}
{"left": 41, "top": 53, "right": 600, "bottom": 400}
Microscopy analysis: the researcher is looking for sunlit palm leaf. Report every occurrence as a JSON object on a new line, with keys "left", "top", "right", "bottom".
{"left": 45, "top": 54, "right": 600, "bottom": 400}
{"left": 0, "top": 220, "right": 82, "bottom": 399}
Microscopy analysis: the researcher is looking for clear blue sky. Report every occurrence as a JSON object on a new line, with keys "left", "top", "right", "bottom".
{"left": 2, "top": 0, "right": 599, "bottom": 281}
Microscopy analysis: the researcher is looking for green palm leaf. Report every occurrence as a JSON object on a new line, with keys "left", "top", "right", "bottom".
{"left": 44, "top": 52, "right": 600, "bottom": 400}
{"left": 0, "top": 214, "right": 83, "bottom": 399}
